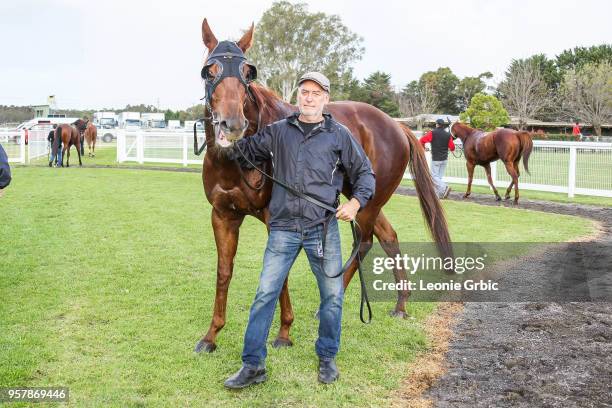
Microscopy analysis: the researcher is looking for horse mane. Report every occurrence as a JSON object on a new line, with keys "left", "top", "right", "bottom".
{"left": 249, "top": 83, "right": 297, "bottom": 126}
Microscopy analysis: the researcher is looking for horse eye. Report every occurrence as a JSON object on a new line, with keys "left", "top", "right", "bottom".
{"left": 243, "top": 64, "right": 257, "bottom": 83}
{"left": 202, "top": 61, "right": 221, "bottom": 81}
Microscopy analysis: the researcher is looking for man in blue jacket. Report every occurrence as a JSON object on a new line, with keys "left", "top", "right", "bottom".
{"left": 0, "top": 143, "right": 12, "bottom": 194}
{"left": 223, "top": 72, "right": 375, "bottom": 388}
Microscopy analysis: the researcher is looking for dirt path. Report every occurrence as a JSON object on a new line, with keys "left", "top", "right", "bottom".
{"left": 394, "top": 187, "right": 612, "bottom": 408}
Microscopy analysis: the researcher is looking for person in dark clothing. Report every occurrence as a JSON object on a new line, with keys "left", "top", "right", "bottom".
{"left": 419, "top": 118, "right": 455, "bottom": 199}
{"left": 222, "top": 72, "right": 375, "bottom": 389}
{"left": 0, "top": 143, "right": 12, "bottom": 194}
{"left": 48, "top": 124, "right": 62, "bottom": 167}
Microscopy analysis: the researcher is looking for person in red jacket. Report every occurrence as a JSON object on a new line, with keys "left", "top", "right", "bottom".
{"left": 572, "top": 121, "right": 582, "bottom": 140}
{"left": 419, "top": 118, "right": 455, "bottom": 199}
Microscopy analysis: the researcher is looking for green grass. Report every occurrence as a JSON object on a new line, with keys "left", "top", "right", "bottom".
{"left": 0, "top": 166, "right": 594, "bottom": 407}
{"left": 400, "top": 179, "right": 612, "bottom": 208}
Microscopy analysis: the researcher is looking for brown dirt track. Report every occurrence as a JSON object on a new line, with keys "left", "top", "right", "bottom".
{"left": 393, "top": 187, "right": 612, "bottom": 408}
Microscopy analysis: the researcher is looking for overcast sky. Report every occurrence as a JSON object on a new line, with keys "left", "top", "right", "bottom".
{"left": 1, "top": 0, "right": 610, "bottom": 110}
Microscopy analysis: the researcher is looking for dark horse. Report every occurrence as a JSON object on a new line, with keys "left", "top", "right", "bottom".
{"left": 55, "top": 124, "right": 82, "bottom": 167}
{"left": 73, "top": 119, "right": 88, "bottom": 156}
{"left": 194, "top": 19, "right": 453, "bottom": 353}
{"left": 450, "top": 122, "right": 533, "bottom": 204}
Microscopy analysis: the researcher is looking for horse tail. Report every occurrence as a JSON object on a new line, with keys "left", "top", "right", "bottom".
{"left": 517, "top": 131, "right": 533, "bottom": 174}
{"left": 400, "top": 123, "right": 453, "bottom": 261}
{"left": 55, "top": 126, "right": 62, "bottom": 147}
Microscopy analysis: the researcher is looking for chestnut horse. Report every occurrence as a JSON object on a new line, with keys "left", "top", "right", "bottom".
{"left": 194, "top": 19, "right": 453, "bottom": 353}
{"left": 450, "top": 122, "right": 533, "bottom": 204}
{"left": 55, "top": 124, "right": 82, "bottom": 167}
{"left": 84, "top": 122, "right": 97, "bottom": 157}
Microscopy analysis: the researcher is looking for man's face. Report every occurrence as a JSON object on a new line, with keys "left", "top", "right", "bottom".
{"left": 297, "top": 80, "right": 329, "bottom": 119}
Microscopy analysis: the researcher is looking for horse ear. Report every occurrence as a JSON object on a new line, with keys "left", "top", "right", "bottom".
{"left": 202, "top": 18, "right": 218, "bottom": 51}
{"left": 236, "top": 22, "right": 255, "bottom": 53}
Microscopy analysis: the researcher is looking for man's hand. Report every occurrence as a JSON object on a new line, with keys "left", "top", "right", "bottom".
{"left": 336, "top": 198, "right": 360, "bottom": 222}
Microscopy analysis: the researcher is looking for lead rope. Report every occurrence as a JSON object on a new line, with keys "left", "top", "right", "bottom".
{"left": 192, "top": 98, "right": 371, "bottom": 323}
{"left": 233, "top": 142, "right": 372, "bottom": 324}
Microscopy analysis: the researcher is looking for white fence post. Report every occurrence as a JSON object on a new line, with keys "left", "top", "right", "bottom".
{"left": 116, "top": 130, "right": 123, "bottom": 163}
{"left": 137, "top": 131, "right": 144, "bottom": 164}
{"left": 568, "top": 146, "right": 577, "bottom": 198}
{"left": 182, "top": 133, "right": 188, "bottom": 167}
{"left": 20, "top": 130, "right": 26, "bottom": 164}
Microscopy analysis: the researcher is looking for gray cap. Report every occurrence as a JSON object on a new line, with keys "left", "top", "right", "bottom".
{"left": 298, "top": 72, "right": 330, "bottom": 93}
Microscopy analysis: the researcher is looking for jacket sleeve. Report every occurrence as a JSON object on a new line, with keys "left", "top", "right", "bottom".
{"left": 448, "top": 136, "right": 455, "bottom": 151}
{"left": 228, "top": 124, "right": 274, "bottom": 166}
{"left": 338, "top": 127, "right": 375, "bottom": 210}
{"left": 419, "top": 131, "right": 432, "bottom": 145}
{"left": 0, "top": 144, "right": 12, "bottom": 189}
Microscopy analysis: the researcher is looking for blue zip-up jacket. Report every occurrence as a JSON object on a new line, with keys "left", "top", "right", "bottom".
{"left": 231, "top": 112, "right": 375, "bottom": 231}
{"left": 0, "top": 143, "right": 11, "bottom": 189}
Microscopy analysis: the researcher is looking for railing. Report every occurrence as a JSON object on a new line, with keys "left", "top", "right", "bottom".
{"left": 1, "top": 127, "right": 53, "bottom": 164}
{"left": 408, "top": 139, "right": 612, "bottom": 198}
{"left": 116, "top": 130, "right": 205, "bottom": 166}
{"left": 0, "top": 128, "right": 25, "bottom": 163}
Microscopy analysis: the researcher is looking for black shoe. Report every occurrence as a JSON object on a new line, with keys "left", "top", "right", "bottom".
{"left": 224, "top": 365, "right": 267, "bottom": 389}
{"left": 318, "top": 357, "right": 339, "bottom": 384}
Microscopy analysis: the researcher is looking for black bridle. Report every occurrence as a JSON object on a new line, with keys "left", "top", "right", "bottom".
{"left": 193, "top": 42, "right": 372, "bottom": 323}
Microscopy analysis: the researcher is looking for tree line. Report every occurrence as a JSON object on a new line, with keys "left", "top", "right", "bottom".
{"left": 2, "top": 1, "right": 610, "bottom": 134}
{"left": 247, "top": 2, "right": 611, "bottom": 134}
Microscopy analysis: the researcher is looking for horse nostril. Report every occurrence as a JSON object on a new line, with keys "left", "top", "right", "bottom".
{"left": 219, "top": 120, "right": 229, "bottom": 130}
{"left": 242, "top": 119, "right": 249, "bottom": 130}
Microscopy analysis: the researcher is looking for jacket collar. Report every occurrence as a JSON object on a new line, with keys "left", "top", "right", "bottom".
{"left": 287, "top": 112, "right": 333, "bottom": 132}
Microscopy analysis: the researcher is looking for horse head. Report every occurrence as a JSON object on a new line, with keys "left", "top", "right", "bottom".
{"left": 201, "top": 19, "right": 257, "bottom": 148}
{"left": 449, "top": 121, "right": 473, "bottom": 141}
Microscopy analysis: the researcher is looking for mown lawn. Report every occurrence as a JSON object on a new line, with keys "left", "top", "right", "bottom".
{"left": 0, "top": 166, "right": 593, "bottom": 407}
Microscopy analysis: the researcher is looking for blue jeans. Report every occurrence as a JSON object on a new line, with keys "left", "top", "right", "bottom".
{"left": 430, "top": 160, "right": 448, "bottom": 197}
{"left": 49, "top": 141, "right": 62, "bottom": 165}
{"left": 242, "top": 219, "right": 344, "bottom": 367}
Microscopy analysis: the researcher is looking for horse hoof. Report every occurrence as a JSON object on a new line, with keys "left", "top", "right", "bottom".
{"left": 495, "top": 196, "right": 502, "bottom": 201}
{"left": 194, "top": 339, "right": 216, "bottom": 353}
{"left": 463, "top": 195, "right": 470, "bottom": 199}
{"left": 272, "top": 337, "right": 293, "bottom": 348}
{"left": 314, "top": 309, "right": 320, "bottom": 320}
{"left": 504, "top": 196, "right": 511, "bottom": 201}
{"left": 389, "top": 310, "right": 409, "bottom": 319}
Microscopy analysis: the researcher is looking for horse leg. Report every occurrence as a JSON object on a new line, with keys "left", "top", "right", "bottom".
{"left": 65, "top": 145, "right": 70, "bottom": 167}
{"left": 77, "top": 142, "right": 83, "bottom": 166}
{"left": 194, "top": 209, "right": 244, "bottom": 353}
{"left": 272, "top": 278, "right": 294, "bottom": 348}
{"left": 505, "top": 180, "right": 514, "bottom": 200}
{"left": 503, "top": 161, "right": 520, "bottom": 205}
{"left": 505, "top": 159, "right": 520, "bottom": 200}
{"left": 373, "top": 210, "right": 410, "bottom": 318}
{"left": 484, "top": 163, "right": 501, "bottom": 201}
{"left": 464, "top": 162, "right": 475, "bottom": 199}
